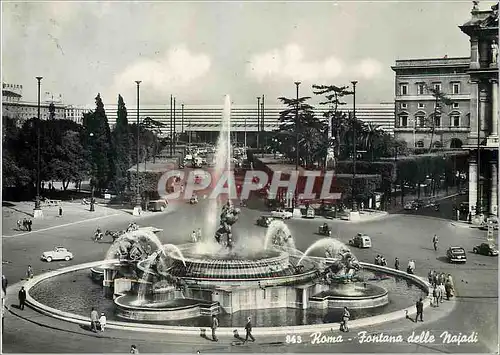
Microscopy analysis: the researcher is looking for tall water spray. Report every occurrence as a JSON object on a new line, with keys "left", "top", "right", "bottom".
{"left": 203, "top": 95, "right": 232, "bottom": 241}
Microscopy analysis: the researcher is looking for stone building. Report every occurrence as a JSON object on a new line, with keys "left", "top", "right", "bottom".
{"left": 392, "top": 57, "right": 472, "bottom": 150}
{"left": 459, "top": 2, "right": 499, "bottom": 216}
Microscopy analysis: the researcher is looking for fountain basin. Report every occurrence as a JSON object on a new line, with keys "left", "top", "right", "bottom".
{"left": 115, "top": 294, "right": 218, "bottom": 321}
{"left": 309, "top": 284, "right": 389, "bottom": 309}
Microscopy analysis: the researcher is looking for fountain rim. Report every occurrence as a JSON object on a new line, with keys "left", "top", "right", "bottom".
{"left": 21, "top": 260, "right": 437, "bottom": 336}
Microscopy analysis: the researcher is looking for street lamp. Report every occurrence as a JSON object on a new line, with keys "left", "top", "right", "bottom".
{"left": 261, "top": 94, "right": 265, "bottom": 158}
{"left": 351, "top": 80, "right": 358, "bottom": 212}
{"left": 133, "top": 80, "right": 142, "bottom": 216}
{"left": 257, "top": 96, "right": 261, "bottom": 151}
{"left": 294, "top": 82, "right": 301, "bottom": 172}
{"left": 34, "top": 76, "right": 43, "bottom": 218}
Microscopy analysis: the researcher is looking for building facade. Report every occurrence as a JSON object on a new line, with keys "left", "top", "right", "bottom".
{"left": 2, "top": 83, "right": 89, "bottom": 125}
{"left": 460, "top": 2, "right": 499, "bottom": 216}
{"left": 103, "top": 102, "right": 395, "bottom": 143}
{"left": 392, "top": 57, "right": 472, "bottom": 150}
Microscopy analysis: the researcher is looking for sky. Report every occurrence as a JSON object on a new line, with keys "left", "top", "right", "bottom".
{"left": 1, "top": 1, "right": 492, "bottom": 107}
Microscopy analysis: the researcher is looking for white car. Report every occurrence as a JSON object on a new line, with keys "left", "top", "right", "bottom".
{"left": 41, "top": 247, "right": 74, "bottom": 262}
{"left": 271, "top": 209, "right": 293, "bottom": 219}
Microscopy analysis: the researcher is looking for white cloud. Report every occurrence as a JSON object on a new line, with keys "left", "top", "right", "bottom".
{"left": 353, "top": 58, "right": 383, "bottom": 79}
{"left": 108, "top": 46, "right": 211, "bottom": 98}
{"left": 247, "top": 44, "right": 343, "bottom": 82}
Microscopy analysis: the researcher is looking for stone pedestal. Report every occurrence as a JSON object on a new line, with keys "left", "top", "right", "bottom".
{"left": 349, "top": 211, "right": 361, "bottom": 221}
{"left": 33, "top": 209, "right": 44, "bottom": 219}
{"left": 133, "top": 206, "right": 142, "bottom": 216}
{"left": 469, "top": 159, "right": 478, "bottom": 214}
{"left": 490, "top": 161, "right": 498, "bottom": 216}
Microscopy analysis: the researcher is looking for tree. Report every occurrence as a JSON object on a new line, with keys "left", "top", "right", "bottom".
{"left": 83, "top": 94, "right": 115, "bottom": 192}
{"left": 312, "top": 84, "right": 351, "bottom": 168}
{"left": 111, "top": 95, "right": 130, "bottom": 195}
{"left": 425, "top": 84, "right": 453, "bottom": 153}
{"left": 48, "top": 102, "right": 56, "bottom": 120}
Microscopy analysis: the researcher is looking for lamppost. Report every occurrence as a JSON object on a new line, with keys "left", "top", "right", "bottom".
{"left": 133, "top": 80, "right": 142, "bottom": 216}
{"left": 181, "top": 103, "right": 184, "bottom": 134}
{"left": 351, "top": 80, "right": 358, "bottom": 212}
{"left": 257, "top": 96, "right": 261, "bottom": 151}
{"left": 294, "top": 82, "right": 301, "bottom": 171}
{"left": 261, "top": 94, "right": 265, "bottom": 158}
{"left": 89, "top": 132, "right": 96, "bottom": 212}
{"left": 33, "top": 76, "right": 43, "bottom": 218}
{"left": 173, "top": 97, "right": 177, "bottom": 153}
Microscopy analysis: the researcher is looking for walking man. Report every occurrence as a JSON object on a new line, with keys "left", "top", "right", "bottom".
{"left": 99, "top": 312, "right": 107, "bottom": 332}
{"left": 415, "top": 298, "right": 424, "bottom": 322}
{"left": 18, "top": 286, "right": 26, "bottom": 310}
{"left": 59, "top": 206, "right": 63, "bottom": 217}
{"left": 211, "top": 314, "right": 219, "bottom": 342}
{"left": 244, "top": 316, "right": 255, "bottom": 343}
{"left": 432, "top": 234, "right": 438, "bottom": 251}
{"left": 432, "top": 287, "right": 439, "bottom": 307}
{"left": 90, "top": 307, "right": 99, "bottom": 332}
{"left": 130, "top": 345, "right": 139, "bottom": 354}
{"left": 394, "top": 257, "right": 400, "bottom": 270}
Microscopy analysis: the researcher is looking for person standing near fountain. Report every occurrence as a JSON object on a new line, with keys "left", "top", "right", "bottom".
{"left": 18, "top": 286, "right": 26, "bottom": 310}
{"left": 90, "top": 307, "right": 99, "bottom": 333}
{"left": 394, "top": 257, "right": 400, "bottom": 270}
{"left": 99, "top": 312, "right": 107, "bottom": 332}
{"left": 211, "top": 314, "right": 219, "bottom": 342}
{"left": 415, "top": 298, "right": 424, "bottom": 322}
{"left": 340, "top": 307, "right": 350, "bottom": 332}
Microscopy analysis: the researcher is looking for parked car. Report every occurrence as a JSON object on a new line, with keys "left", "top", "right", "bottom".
{"left": 257, "top": 215, "right": 275, "bottom": 227}
{"left": 41, "top": 247, "right": 74, "bottom": 262}
{"left": 148, "top": 200, "right": 168, "bottom": 212}
{"left": 479, "top": 218, "right": 498, "bottom": 231}
{"left": 473, "top": 243, "right": 499, "bottom": 256}
{"left": 446, "top": 246, "right": 467, "bottom": 263}
{"left": 348, "top": 233, "right": 372, "bottom": 248}
{"left": 271, "top": 209, "right": 293, "bottom": 219}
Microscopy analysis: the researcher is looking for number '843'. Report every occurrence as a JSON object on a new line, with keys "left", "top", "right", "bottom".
{"left": 286, "top": 335, "right": 302, "bottom": 344}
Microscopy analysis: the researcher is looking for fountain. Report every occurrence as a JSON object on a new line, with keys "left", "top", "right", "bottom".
{"left": 26, "top": 96, "right": 429, "bottom": 330}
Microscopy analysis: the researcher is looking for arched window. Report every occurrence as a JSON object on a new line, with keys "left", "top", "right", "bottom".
{"left": 449, "top": 110, "right": 461, "bottom": 127}
{"left": 398, "top": 112, "right": 409, "bottom": 127}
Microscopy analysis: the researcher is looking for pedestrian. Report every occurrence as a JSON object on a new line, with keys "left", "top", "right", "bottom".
{"left": 22, "top": 218, "right": 28, "bottom": 231}
{"left": 394, "top": 257, "right": 400, "bottom": 270}
{"left": 27, "top": 219, "right": 32, "bottom": 232}
{"left": 191, "top": 230, "right": 198, "bottom": 243}
{"left": 432, "top": 287, "right": 439, "bottom": 306}
{"left": 432, "top": 272, "right": 438, "bottom": 287}
{"left": 26, "top": 265, "right": 34, "bottom": 279}
{"left": 432, "top": 234, "right": 438, "bottom": 251}
{"left": 90, "top": 307, "right": 99, "bottom": 332}
{"left": 380, "top": 256, "right": 387, "bottom": 266}
{"left": 340, "top": 306, "right": 351, "bottom": 332}
{"left": 439, "top": 283, "right": 446, "bottom": 303}
{"left": 16, "top": 219, "right": 22, "bottom": 231}
{"left": 18, "top": 286, "right": 26, "bottom": 310}
{"left": 2, "top": 275, "right": 7, "bottom": 294}
{"left": 440, "top": 272, "right": 446, "bottom": 285}
{"left": 445, "top": 283, "right": 452, "bottom": 300}
{"left": 130, "top": 345, "right": 139, "bottom": 354}
{"left": 244, "top": 316, "right": 255, "bottom": 343}
{"left": 211, "top": 314, "right": 219, "bottom": 342}
{"left": 59, "top": 206, "right": 63, "bottom": 217}
{"left": 99, "top": 312, "right": 107, "bottom": 332}
{"left": 428, "top": 270, "right": 434, "bottom": 283}
{"left": 375, "top": 255, "right": 381, "bottom": 265}
{"left": 415, "top": 298, "right": 424, "bottom": 322}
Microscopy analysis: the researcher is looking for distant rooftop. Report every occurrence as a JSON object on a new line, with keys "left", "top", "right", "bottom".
{"left": 392, "top": 57, "right": 471, "bottom": 70}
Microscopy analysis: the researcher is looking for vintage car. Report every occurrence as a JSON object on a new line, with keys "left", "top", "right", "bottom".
{"left": 473, "top": 243, "right": 499, "bottom": 256}
{"left": 446, "top": 246, "right": 467, "bottom": 263}
{"left": 257, "top": 215, "right": 275, "bottom": 227}
{"left": 147, "top": 200, "right": 168, "bottom": 212}
{"left": 41, "top": 246, "right": 74, "bottom": 262}
{"left": 348, "top": 233, "right": 372, "bottom": 248}
{"left": 270, "top": 209, "right": 293, "bottom": 220}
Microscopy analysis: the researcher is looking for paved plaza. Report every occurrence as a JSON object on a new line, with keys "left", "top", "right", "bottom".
{"left": 1, "top": 193, "right": 498, "bottom": 353}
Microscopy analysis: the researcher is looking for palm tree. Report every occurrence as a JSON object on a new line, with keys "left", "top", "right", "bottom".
{"left": 363, "top": 122, "right": 383, "bottom": 161}
{"left": 424, "top": 85, "right": 453, "bottom": 153}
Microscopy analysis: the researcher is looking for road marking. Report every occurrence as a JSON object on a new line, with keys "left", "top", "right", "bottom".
{"left": 2, "top": 213, "right": 123, "bottom": 238}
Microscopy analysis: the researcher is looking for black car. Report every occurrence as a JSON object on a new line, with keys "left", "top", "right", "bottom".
{"left": 446, "top": 246, "right": 467, "bottom": 263}
{"left": 257, "top": 215, "right": 274, "bottom": 227}
{"left": 473, "top": 243, "right": 499, "bottom": 256}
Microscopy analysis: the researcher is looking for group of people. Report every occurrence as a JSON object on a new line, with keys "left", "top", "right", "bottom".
{"left": 89, "top": 307, "right": 107, "bottom": 333}
{"left": 16, "top": 218, "right": 33, "bottom": 232}
{"left": 374, "top": 255, "right": 388, "bottom": 266}
{"left": 191, "top": 228, "right": 202, "bottom": 243}
{"left": 428, "top": 270, "right": 454, "bottom": 305}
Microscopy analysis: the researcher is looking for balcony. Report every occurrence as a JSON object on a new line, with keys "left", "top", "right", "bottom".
{"left": 394, "top": 126, "right": 470, "bottom": 132}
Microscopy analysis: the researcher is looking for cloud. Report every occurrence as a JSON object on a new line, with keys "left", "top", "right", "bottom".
{"left": 108, "top": 46, "right": 211, "bottom": 99}
{"left": 353, "top": 58, "right": 383, "bottom": 79}
{"left": 246, "top": 44, "right": 343, "bottom": 82}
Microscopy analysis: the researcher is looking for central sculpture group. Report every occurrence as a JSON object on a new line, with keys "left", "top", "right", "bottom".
{"left": 214, "top": 200, "right": 241, "bottom": 249}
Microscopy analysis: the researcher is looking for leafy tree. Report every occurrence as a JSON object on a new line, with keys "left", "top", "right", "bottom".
{"left": 112, "top": 95, "right": 130, "bottom": 194}
{"left": 83, "top": 94, "right": 115, "bottom": 192}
